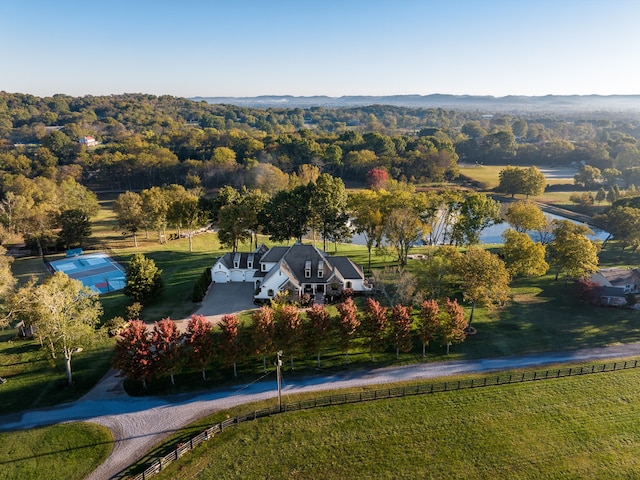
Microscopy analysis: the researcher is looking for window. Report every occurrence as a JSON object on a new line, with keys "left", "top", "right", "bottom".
{"left": 268, "top": 289, "right": 274, "bottom": 297}
{"left": 305, "top": 260, "right": 312, "bottom": 278}
{"left": 346, "top": 281, "right": 352, "bottom": 289}
{"left": 317, "top": 261, "right": 324, "bottom": 279}
{"left": 261, "top": 263, "right": 267, "bottom": 271}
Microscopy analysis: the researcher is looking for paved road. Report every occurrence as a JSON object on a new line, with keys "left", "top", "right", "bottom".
{"left": 3, "top": 342, "right": 640, "bottom": 480}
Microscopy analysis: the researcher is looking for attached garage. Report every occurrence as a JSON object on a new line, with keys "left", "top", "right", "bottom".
{"left": 213, "top": 271, "right": 229, "bottom": 283}
{"left": 230, "top": 270, "right": 245, "bottom": 282}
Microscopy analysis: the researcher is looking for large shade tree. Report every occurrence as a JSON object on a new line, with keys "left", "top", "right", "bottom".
{"left": 454, "top": 246, "right": 511, "bottom": 329}
{"left": 15, "top": 272, "right": 103, "bottom": 385}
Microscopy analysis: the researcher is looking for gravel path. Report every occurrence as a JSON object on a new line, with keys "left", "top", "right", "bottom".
{"left": 3, "top": 342, "right": 640, "bottom": 479}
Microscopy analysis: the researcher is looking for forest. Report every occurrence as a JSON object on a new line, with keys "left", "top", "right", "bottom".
{"left": 2, "top": 91, "right": 640, "bottom": 196}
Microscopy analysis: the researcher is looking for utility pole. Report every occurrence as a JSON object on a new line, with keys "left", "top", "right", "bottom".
{"left": 276, "top": 350, "right": 283, "bottom": 411}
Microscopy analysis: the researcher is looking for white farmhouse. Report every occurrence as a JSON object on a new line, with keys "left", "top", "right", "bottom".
{"left": 212, "top": 243, "right": 370, "bottom": 302}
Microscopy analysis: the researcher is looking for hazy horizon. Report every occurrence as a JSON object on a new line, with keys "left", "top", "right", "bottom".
{"left": 3, "top": 0, "right": 639, "bottom": 99}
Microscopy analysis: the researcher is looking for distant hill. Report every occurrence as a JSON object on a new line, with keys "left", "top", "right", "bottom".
{"left": 191, "top": 94, "right": 640, "bottom": 113}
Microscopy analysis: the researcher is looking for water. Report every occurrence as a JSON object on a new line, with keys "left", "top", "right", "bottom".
{"left": 349, "top": 212, "right": 609, "bottom": 246}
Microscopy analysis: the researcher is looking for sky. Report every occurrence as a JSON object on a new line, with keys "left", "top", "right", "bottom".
{"left": 2, "top": 0, "right": 640, "bottom": 98}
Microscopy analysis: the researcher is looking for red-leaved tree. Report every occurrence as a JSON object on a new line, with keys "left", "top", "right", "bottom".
{"left": 366, "top": 168, "right": 390, "bottom": 190}
{"left": 417, "top": 299, "right": 440, "bottom": 357}
{"left": 251, "top": 305, "right": 276, "bottom": 373}
{"left": 335, "top": 297, "right": 360, "bottom": 364}
{"left": 439, "top": 298, "right": 468, "bottom": 354}
{"left": 185, "top": 314, "right": 215, "bottom": 380}
{"left": 218, "top": 314, "right": 240, "bottom": 377}
{"left": 362, "top": 297, "right": 388, "bottom": 361}
{"left": 391, "top": 304, "right": 413, "bottom": 359}
{"left": 275, "top": 304, "right": 302, "bottom": 370}
{"left": 151, "top": 317, "right": 181, "bottom": 385}
{"left": 113, "top": 319, "right": 154, "bottom": 389}
{"left": 305, "top": 303, "right": 333, "bottom": 368}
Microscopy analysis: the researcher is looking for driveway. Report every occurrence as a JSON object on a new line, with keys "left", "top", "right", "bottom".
{"left": 176, "top": 282, "right": 257, "bottom": 330}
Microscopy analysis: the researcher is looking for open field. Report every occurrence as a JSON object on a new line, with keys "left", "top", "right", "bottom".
{"left": 0, "top": 422, "right": 112, "bottom": 480}
{"left": 139, "top": 366, "right": 640, "bottom": 479}
{"left": 459, "top": 163, "right": 580, "bottom": 189}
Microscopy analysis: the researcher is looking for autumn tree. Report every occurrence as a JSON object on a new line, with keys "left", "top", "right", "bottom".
{"left": 547, "top": 220, "right": 600, "bottom": 281}
{"left": 335, "top": 297, "right": 360, "bottom": 363}
{"left": 390, "top": 304, "right": 412, "bottom": 359}
{"left": 349, "top": 190, "right": 384, "bottom": 272}
{"left": 595, "top": 206, "right": 640, "bottom": 255}
{"left": 251, "top": 306, "right": 276, "bottom": 373}
{"left": 166, "top": 187, "right": 207, "bottom": 252}
{"left": 113, "top": 191, "right": 144, "bottom": 247}
{"left": 497, "top": 166, "right": 546, "bottom": 198}
{"left": 151, "top": 318, "right": 181, "bottom": 385}
{"left": 451, "top": 192, "right": 501, "bottom": 246}
{"left": 416, "top": 299, "right": 440, "bottom": 357}
{"left": 17, "top": 272, "right": 103, "bottom": 386}
{"left": 141, "top": 186, "right": 170, "bottom": 242}
{"left": 124, "top": 253, "right": 164, "bottom": 302}
{"left": 439, "top": 299, "right": 468, "bottom": 354}
{"left": 218, "top": 314, "right": 241, "bottom": 377}
{"left": 0, "top": 247, "right": 16, "bottom": 328}
{"left": 185, "top": 314, "right": 216, "bottom": 380}
{"left": 305, "top": 303, "right": 333, "bottom": 368}
{"left": 362, "top": 297, "right": 388, "bottom": 361}
{"left": 454, "top": 246, "right": 511, "bottom": 329}
{"left": 113, "top": 319, "right": 154, "bottom": 389}
{"left": 504, "top": 201, "right": 547, "bottom": 233}
{"left": 366, "top": 168, "right": 390, "bottom": 190}
{"left": 574, "top": 165, "right": 602, "bottom": 189}
{"left": 501, "top": 229, "right": 549, "bottom": 277}
{"left": 275, "top": 304, "right": 302, "bottom": 370}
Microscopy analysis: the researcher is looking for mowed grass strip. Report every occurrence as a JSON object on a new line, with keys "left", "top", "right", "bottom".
{"left": 152, "top": 367, "right": 640, "bottom": 479}
{"left": 0, "top": 422, "right": 112, "bottom": 480}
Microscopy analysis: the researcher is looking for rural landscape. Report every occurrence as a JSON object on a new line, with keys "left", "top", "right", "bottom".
{"left": 3, "top": 91, "right": 640, "bottom": 479}
{"left": 3, "top": 1, "right": 640, "bottom": 479}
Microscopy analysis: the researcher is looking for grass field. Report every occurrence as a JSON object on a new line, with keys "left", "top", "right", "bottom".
{"left": 458, "top": 163, "right": 577, "bottom": 190}
{"left": 136, "top": 366, "right": 640, "bottom": 479}
{"left": 0, "top": 422, "right": 112, "bottom": 480}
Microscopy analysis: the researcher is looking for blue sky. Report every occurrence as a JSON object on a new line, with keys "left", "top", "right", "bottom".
{"left": 2, "top": 0, "right": 639, "bottom": 98}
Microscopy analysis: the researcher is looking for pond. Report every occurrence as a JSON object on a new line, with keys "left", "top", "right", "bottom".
{"left": 349, "top": 212, "right": 609, "bottom": 246}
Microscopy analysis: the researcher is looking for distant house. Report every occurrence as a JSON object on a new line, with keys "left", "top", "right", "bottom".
{"left": 212, "top": 243, "right": 370, "bottom": 302}
{"left": 590, "top": 267, "right": 640, "bottom": 305}
{"left": 79, "top": 136, "right": 98, "bottom": 147}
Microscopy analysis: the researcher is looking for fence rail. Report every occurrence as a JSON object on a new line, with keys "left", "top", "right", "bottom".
{"left": 127, "top": 359, "right": 639, "bottom": 480}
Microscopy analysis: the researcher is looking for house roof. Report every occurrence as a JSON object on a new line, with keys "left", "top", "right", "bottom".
{"left": 218, "top": 251, "right": 263, "bottom": 270}
{"left": 328, "top": 256, "right": 364, "bottom": 279}
{"left": 260, "top": 246, "right": 289, "bottom": 263}
{"left": 596, "top": 268, "right": 640, "bottom": 287}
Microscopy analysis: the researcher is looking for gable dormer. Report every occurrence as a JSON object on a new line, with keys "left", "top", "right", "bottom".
{"left": 233, "top": 252, "right": 241, "bottom": 269}
{"left": 305, "top": 260, "right": 312, "bottom": 278}
{"left": 318, "top": 260, "right": 324, "bottom": 278}
{"left": 247, "top": 253, "right": 254, "bottom": 269}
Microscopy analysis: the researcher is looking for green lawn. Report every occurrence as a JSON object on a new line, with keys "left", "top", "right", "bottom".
{"left": 458, "top": 164, "right": 576, "bottom": 189}
{"left": 0, "top": 422, "right": 112, "bottom": 480}
{"left": 141, "top": 366, "right": 640, "bottom": 479}
{"left": 0, "top": 331, "right": 114, "bottom": 415}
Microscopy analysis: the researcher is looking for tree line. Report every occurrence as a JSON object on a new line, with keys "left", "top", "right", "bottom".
{"left": 3, "top": 92, "right": 640, "bottom": 196}
{"left": 112, "top": 295, "right": 469, "bottom": 389}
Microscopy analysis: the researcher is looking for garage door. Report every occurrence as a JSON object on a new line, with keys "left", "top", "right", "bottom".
{"left": 230, "top": 270, "right": 245, "bottom": 282}
{"left": 213, "top": 271, "right": 229, "bottom": 283}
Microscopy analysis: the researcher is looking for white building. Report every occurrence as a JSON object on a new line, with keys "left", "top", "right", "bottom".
{"left": 212, "top": 243, "right": 370, "bottom": 302}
